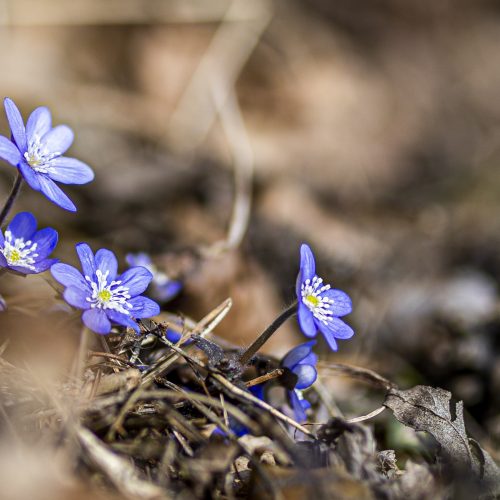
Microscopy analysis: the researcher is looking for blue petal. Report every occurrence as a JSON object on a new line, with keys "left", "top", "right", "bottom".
{"left": 47, "top": 157, "right": 94, "bottom": 185}
{"left": 281, "top": 341, "right": 316, "bottom": 370}
{"left": 37, "top": 175, "right": 76, "bottom": 211}
{"left": 7, "top": 212, "right": 37, "bottom": 240}
{"left": 9, "top": 258, "right": 57, "bottom": 274}
{"left": 0, "top": 253, "right": 7, "bottom": 268}
{"left": 166, "top": 329, "right": 182, "bottom": 343}
{"left": 211, "top": 427, "right": 227, "bottom": 439}
{"left": 155, "top": 280, "right": 182, "bottom": 302}
{"left": 106, "top": 310, "right": 140, "bottom": 333}
{"left": 300, "top": 399, "right": 311, "bottom": 410}
{"left": 40, "top": 125, "right": 74, "bottom": 155}
{"left": 0, "top": 136, "right": 21, "bottom": 166}
{"left": 128, "top": 295, "right": 160, "bottom": 318}
{"left": 82, "top": 308, "right": 111, "bottom": 335}
{"left": 31, "top": 258, "right": 58, "bottom": 273}
{"left": 321, "top": 317, "right": 354, "bottom": 340}
{"left": 26, "top": 106, "right": 51, "bottom": 141}
{"left": 288, "top": 390, "right": 307, "bottom": 423}
{"left": 299, "top": 243, "right": 316, "bottom": 282}
{"left": 0, "top": 231, "right": 4, "bottom": 245}
{"left": 297, "top": 302, "right": 317, "bottom": 338}
{"left": 292, "top": 364, "right": 317, "bottom": 389}
{"left": 19, "top": 162, "right": 41, "bottom": 190}
{"left": 302, "top": 351, "right": 317, "bottom": 366}
{"left": 118, "top": 267, "right": 153, "bottom": 296}
{"left": 318, "top": 318, "right": 354, "bottom": 351}
{"left": 76, "top": 243, "right": 96, "bottom": 278}
{"left": 63, "top": 286, "right": 91, "bottom": 309}
{"left": 229, "top": 417, "right": 249, "bottom": 437}
{"left": 249, "top": 384, "right": 265, "bottom": 401}
{"left": 323, "top": 288, "right": 353, "bottom": 317}
{"left": 8, "top": 264, "right": 33, "bottom": 274}
{"left": 94, "top": 248, "right": 118, "bottom": 281}
{"left": 4, "top": 98, "right": 27, "bottom": 153}
{"left": 51, "top": 262, "right": 88, "bottom": 289}
{"left": 125, "top": 253, "right": 151, "bottom": 268}
{"left": 32, "top": 227, "right": 58, "bottom": 259}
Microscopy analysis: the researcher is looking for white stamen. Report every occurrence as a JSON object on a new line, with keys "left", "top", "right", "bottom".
{"left": 0, "top": 230, "right": 38, "bottom": 271}
{"left": 24, "top": 134, "right": 59, "bottom": 174}
{"left": 85, "top": 269, "right": 132, "bottom": 315}
{"left": 139, "top": 260, "right": 170, "bottom": 288}
{"left": 301, "top": 275, "right": 334, "bottom": 324}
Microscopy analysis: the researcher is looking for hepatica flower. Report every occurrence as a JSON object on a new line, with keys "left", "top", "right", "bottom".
{"left": 0, "top": 98, "right": 94, "bottom": 212}
{"left": 0, "top": 212, "right": 58, "bottom": 274}
{"left": 126, "top": 252, "right": 182, "bottom": 302}
{"left": 296, "top": 243, "right": 354, "bottom": 351}
{"left": 281, "top": 341, "right": 317, "bottom": 422}
{"left": 51, "top": 243, "right": 160, "bottom": 335}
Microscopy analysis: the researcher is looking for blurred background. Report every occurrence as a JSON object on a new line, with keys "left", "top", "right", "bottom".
{"left": 0, "top": 0, "right": 499, "bottom": 491}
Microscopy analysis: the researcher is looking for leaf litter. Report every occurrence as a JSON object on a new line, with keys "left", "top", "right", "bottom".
{"left": 0, "top": 303, "right": 498, "bottom": 500}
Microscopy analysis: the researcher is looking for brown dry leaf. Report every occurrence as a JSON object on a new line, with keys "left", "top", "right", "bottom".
{"left": 249, "top": 465, "right": 374, "bottom": 500}
{"left": 384, "top": 385, "right": 500, "bottom": 495}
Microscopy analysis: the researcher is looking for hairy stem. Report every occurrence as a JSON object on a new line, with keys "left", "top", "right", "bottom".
{"left": 0, "top": 172, "right": 23, "bottom": 228}
{"left": 239, "top": 301, "right": 298, "bottom": 366}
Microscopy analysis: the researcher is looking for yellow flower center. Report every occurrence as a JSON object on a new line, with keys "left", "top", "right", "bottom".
{"left": 26, "top": 154, "right": 42, "bottom": 167}
{"left": 9, "top": 249, "right": 21, "bottom": 263}
{"left": 98, "top": 289, "right": 112, "bottom": 302}
{"left": 305, "top": 294, "right": 319, "bottom": 307}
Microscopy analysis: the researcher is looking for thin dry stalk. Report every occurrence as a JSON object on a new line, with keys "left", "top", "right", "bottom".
{"left": 76, "top": 425, "right": 168, "bottom": 500}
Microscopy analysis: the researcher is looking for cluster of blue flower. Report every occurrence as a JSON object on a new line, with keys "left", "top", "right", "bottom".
{"left": 0, "top": 98, "right": 165, "bottom": 333}
{"left": 0, "top": 98, "right": 355, "bottom": 424}
{"left": 247, "top": 244, "right": 354, "bottom": 423}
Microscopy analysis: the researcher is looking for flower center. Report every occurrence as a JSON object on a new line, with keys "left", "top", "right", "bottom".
{"left": 305, "top": 294, "right": 319, "bottom": 308}
{"left": 86, "top": 269, "right": 132, "bottom": 315}
{"left": 24, "top": 135, "right": 59, "bottom": 174}
{"left": 0, "top": 230, "right": 38, "bottom": 271}
{"left": 301, "top": 276, "right": 334, "bottom": 324}
{"left": 98, "top": 289, "right": 112, "bottom": 302}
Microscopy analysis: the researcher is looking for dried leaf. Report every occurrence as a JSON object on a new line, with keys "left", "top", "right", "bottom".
{"left": 384, "top": 385, "right": 500, "bottom": 494}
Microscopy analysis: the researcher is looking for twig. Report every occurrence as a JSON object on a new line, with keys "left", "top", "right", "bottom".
{"left": 76, "top": 425, "right": 168, "bottom": 500}
{"left": 312, "top": 376, "right": 344, "bottom": 418}
{"left": 73, "top": 326, "right": 91, "bottom": 383}
{"left": 172, "top": 429, "right": 194, "bottom": 457}
{"left": 318, "top": 361, "right": 396, "bottom": 391}
{"left": 142, "top": 334, "right": 314, "bottom": 437}
{"left": 245, "top": 368, "right": 284, "bottom": 387}
{"left": 88, "top": 351, "right": 136, "bottom": 368}
{"left": 141, "top": 298, "right": 232, "bottom": 386}
{"left": 211, "top": 373, "right": 315, "bottom": 438}
{"left": 204, "top": 86, "right": 253, "bottom": 255}
{"left": 105, "top": 383, "right": 147, "bottom": 441}
{"left": 220, "top": 393, "right": 230, "bottom": 428}
{"left": 346, "top": 405, "right": 386, "bottom": 423}
{"left": 0, "top": 172, "right": 23, "bottom": 228}
{"left": 141, "top": 390, "right": 261, "bottom": 436}
{"left": 162, "top": 379, "right": 234, "bottom": 437}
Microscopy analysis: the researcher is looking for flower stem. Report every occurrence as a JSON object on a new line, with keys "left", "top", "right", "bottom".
{"left": 0, "top": 172, "right": 23, "bottom": 228}
{"left": 239, "top": 300, "right": 298, "bottom": 366}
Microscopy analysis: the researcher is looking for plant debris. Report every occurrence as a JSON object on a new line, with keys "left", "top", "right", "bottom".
{"left": 0, "top": 311, "right": 498, "bottom": 499}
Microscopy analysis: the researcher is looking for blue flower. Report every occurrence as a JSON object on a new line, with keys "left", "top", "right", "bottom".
{"left": 0, "top": 212, "right": 58, "bottom": 274}
{"left": 125, "top": 252, "right": 182, "bottom": 302}
{"left": 296, "top": 243, "right": 354, "bottom": 351}
{"left": 51, "top": 243, "right": 160, "bottom": 335}
{"left": 0, "top": 98, "right": 94, "bottom": 212}
{"left": 212, "top": 385, "right": 265, "bottom": 438}
{"left": 281, "top": 341, "right": 318, "bottom": 422}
